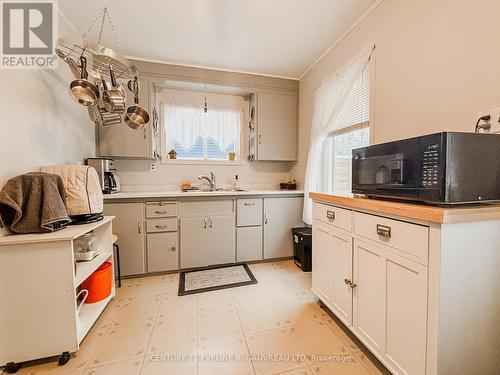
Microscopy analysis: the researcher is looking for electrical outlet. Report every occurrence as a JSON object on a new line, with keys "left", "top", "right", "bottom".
{"left": 477, "top": 108, "right": 500, "bottom": 134}
{"left": 149, "top": 162, "right": 157, "bottom": 172}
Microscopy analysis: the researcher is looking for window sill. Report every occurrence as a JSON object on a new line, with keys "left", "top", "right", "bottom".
{"left": 160, "top": 159, "right": 247, "bottom": 166}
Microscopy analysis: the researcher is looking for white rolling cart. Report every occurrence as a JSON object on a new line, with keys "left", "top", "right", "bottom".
{"left": 0, "top": 217, "right": 115, "bottom": 373}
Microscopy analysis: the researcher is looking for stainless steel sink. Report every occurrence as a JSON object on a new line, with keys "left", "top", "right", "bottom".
{"left": 181, "top": 188, "right": 247, "bottom": 193}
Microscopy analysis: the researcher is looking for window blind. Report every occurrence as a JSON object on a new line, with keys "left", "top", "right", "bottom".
{"left": 331, "top": 64, "right": 370, "bottom": 131}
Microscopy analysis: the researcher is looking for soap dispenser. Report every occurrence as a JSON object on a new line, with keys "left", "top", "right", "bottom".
{"left": 233, "top": 175, "right": 240, "bottom": 190}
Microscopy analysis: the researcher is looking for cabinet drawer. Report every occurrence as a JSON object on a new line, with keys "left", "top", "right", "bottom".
{"left": 354, "top": 212, "right": 428, "bottom": 260}
{"left": 146, "top": 202, "right": 177, "bottom": 218}
{"left": 147, "top": 232, "right": 178, "bottom": 272}
{"left": 179, "top": 200, "right": 233, "bottom": 216}
{"left": 146, "top": 218, "right": 178, "bottom": 233}
{"left": 313, "top": 203, "right": 352, "bottom": 232}
{"left": 237, "top": 199, "right": 263, "bottom": 227}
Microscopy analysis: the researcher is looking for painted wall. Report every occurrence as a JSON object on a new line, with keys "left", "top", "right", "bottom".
{"left": 293, "top": 0, "right": 500, "bottom": 187}
{"left": 0, "top": 49, "right": 95, "bottom": 187}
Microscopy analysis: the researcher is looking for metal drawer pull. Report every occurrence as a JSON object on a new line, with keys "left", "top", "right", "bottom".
{"left": 203, "top": 218, "right": 207, "bottom": 229}
{"left": 208, "top": 217, "right": 213, "bottom": 228}
{"left": 344, "top": 279, "right": 357, "bottom": 288}
{"left": 155, "top": 210, "right": 168, "bottom": 214}
{"left": 243, "top": 202, "right": 255, "bottom": 206}
{"left": 155, "top": 224, "right": 168, "bottom": 229}
{"left": 377, "top": 224, "right": 391, "bottom": 238}
{"left": 326, "top": 210, "right": 335, "bottom": 220}
{"left": 169, "top": 246, "right": 176, "bottom": 252}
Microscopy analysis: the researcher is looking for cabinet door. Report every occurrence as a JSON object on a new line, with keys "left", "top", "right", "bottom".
{"left": 329, "top": 229, "right": 353, "bottom": 326}
{"left": 312, "top": 225, "right": 334, "bottom": 302}
{"left": 207, "top": 215, "right": 236, "bottom": 265}
{"left": 353, "top": 240, "right": 386, "bottom": 355}
{"left": 98, "top": 79, "right": 153, "bottom": 159}
{"left": 263, "top": 197, "right": 304, "bottom": 259}
{"left": 180, "top": 215, "right": 235, "bottom": 268}
{"left": 180, "top": 216, "right": 211, "bottom": 269}
{"left": 384, "top": 250, "right": 427, "bottom": 375}
{"left": 257, "top": 91, "right": 297, "bottom": 161}
{"left": 312, "top": 224, "right": 353, "bottom": 326}
{"left": 237, "top": 226, "right": 262, "bottom": 262}
{"left": 103, "top": 203, "right": 145, "bottom": 276}
{"left": 147, "top": 232, "right": 178, "bottom": 273}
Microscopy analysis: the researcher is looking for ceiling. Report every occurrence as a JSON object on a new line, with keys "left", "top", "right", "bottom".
{"left": 58, "top": 0, "right": 377, "bottom": 79}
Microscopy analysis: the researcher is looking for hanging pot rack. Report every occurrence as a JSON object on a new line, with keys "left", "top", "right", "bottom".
{"left": 56, "top": 7, "right": 136, "bottom": 87}
{"left": 56, "top": 6, "right": 150, "bottom": 129}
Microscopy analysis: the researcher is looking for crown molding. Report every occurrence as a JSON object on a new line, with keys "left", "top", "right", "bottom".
{"left": 126, "top": 55, "right": 299, "bottom": 81}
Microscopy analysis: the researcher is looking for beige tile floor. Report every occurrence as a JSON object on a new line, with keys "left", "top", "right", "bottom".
{"left": 12, "top": 260, "right": 391, "bottom": 375}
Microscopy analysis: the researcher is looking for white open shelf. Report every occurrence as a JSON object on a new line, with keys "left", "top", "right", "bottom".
{"left": 74, "top": 251, "right": 113, "bottom": 287}
{"left": 77, "top": 290, "right": 115, "bottom": 343}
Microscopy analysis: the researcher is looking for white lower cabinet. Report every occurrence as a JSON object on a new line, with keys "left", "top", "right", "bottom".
{"left": 147, "top": 232, "right": 178, "bottom": 273}
{"left": 180, "top": 215, "right": 235, "bottom": 268}
{"left": 383, "top": 246, "right": 428, "bottom": 375}
{"left": 312, "top": 202, "right": 428, "bottom": 375}
{"left": 237, "top": 226, "right": 263, "bottom": 262}
{"left": 312, "top": 223, "right": 353, "bottom": 326}
{"left": 353, "top": 240, "right": 387, "bottom": 353}
{"left": 263, "top": 197, "right": 304, "bottom": 259}
{"left": 353, "top": 239, "right": 428, "bottom": 375}
{"left": 103, "top": 202, "right": 145, "bottom": 276}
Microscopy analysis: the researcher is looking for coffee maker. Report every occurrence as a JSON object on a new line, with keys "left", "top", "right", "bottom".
{"left": 86, "top": 158, "right": 121, "bottom": 194}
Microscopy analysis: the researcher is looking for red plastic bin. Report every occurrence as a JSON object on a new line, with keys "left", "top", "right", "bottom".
{"left": 81, "top": 261, "right": 112, "bottom": 303}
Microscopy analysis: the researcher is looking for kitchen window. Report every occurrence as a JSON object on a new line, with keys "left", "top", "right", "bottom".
{"left": 157, "top": 86, "right": 247, "bottom": 164}
{"left": 162, "top": 103, "right": 242, "bottom": 162}
{"left": 324, "top": 62, "right": 371, "bottom": 194}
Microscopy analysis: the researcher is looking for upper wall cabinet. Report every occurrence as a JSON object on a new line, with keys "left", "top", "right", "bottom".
{"left": 250, "top": 91, "right": 298, "bottom": 161}
{"left": 97, "top": 79, "right": 158, "bottom": 159}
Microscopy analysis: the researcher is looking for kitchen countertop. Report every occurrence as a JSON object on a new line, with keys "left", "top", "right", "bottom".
{"left": 310, "top": 192, "right": 500, "bottom": 224}
{"left": 104, "top": 189, "right": 304, "bottom": 200}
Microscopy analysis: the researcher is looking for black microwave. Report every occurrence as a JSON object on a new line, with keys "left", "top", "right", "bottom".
{"left": 352, "top": 132, "right": 500, "bottom": 204}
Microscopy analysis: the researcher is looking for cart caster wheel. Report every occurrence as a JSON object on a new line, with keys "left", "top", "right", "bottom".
{"left": 5, "top": 362, "right": 22, "bottom": 373}
{"left": 58, "top": 352, "right": 71, "bottom": 366}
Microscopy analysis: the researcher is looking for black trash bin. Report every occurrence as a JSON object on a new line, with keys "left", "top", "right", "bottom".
{"left": 292, "top": 227, "right": 312, "bottom": 272}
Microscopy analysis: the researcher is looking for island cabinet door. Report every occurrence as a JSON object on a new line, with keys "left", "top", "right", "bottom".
{"left": 383, "top": 250, "right": 428, "bottom": 375}
{"left": 352, "top": 239, "right": 386, "bottom": 356}
{"left": 353, "top": 239, "right": 428, "bottom": 375}
{"left": 312, "top": 223, "right": 353, "bottom": 326}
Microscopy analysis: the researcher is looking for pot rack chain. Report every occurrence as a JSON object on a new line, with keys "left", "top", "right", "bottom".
{"left": 81, "top": 7, "right": 126, "bottom": 60}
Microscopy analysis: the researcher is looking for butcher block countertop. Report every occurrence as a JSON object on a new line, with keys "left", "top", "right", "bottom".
{"left": 310, "top": 192, "right": 500, "bottom": 224}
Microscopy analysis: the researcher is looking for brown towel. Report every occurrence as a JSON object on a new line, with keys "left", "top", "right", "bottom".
{"left": 0, "top": 172, "right": 71, "bottom": 233}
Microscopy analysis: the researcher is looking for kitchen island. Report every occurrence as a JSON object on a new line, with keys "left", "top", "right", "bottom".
{"left": 310, "top": 192, "right": 500, "bottom": 375}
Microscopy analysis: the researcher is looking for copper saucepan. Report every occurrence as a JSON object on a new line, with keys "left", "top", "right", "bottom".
{"left": 124, "top": 76, "right": 150, "bottom": 129}
{"left": 103, "top": 65, "right": 126, "bottom": 114}
{"left": 69, "top": 56, "right": 99, "bottom": 107}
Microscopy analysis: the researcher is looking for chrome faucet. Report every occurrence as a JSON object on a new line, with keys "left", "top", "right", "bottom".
{"left": 198, "top": 172, "right": 216, "bottom": 191}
